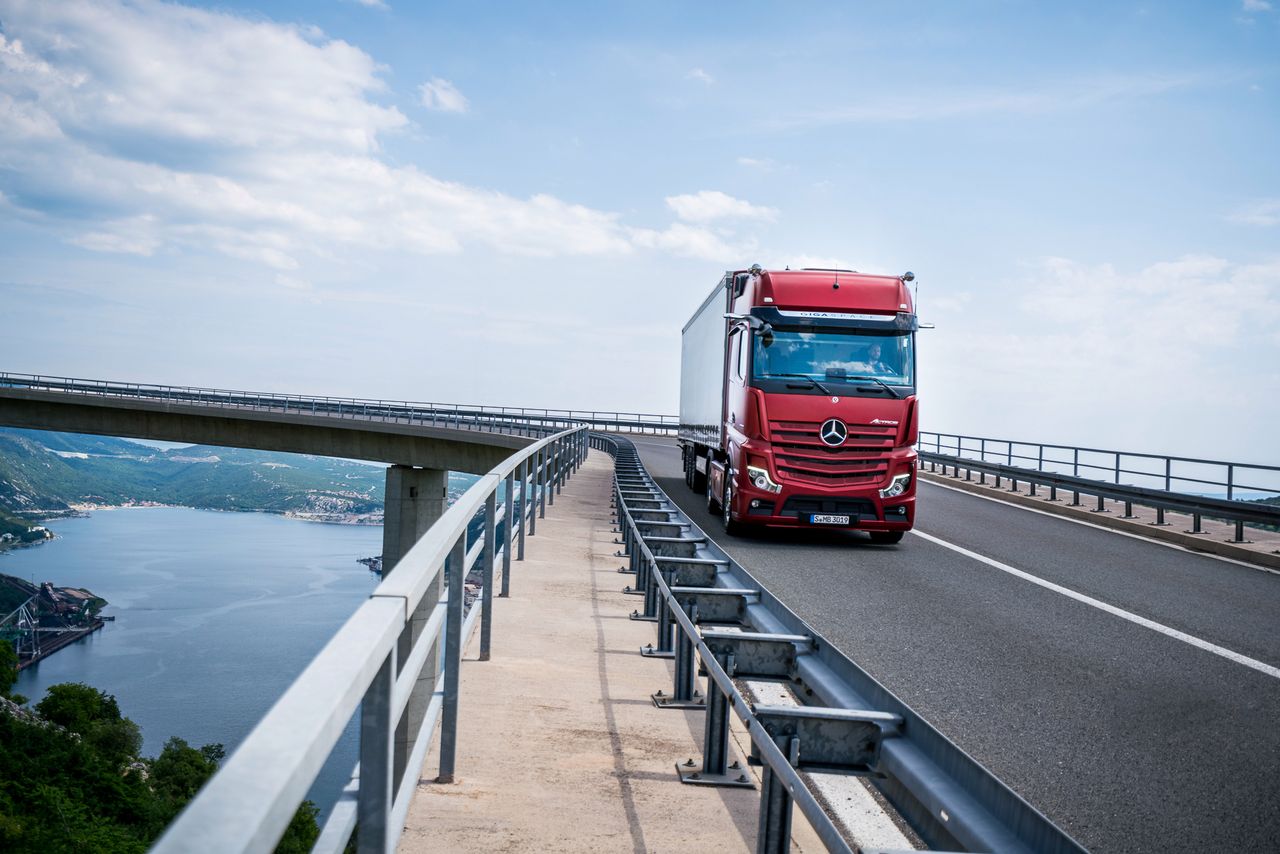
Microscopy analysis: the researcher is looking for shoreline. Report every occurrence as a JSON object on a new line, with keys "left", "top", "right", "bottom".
{"left": 1, "top": 504, "right": 384, "bottom": 556}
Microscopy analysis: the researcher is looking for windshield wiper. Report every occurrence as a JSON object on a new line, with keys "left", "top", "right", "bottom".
{"left": 768, "top": 373, "right": 832, "bottom": 395}
{"left": 847, "top": 375, "right": 901, "bottom": 399}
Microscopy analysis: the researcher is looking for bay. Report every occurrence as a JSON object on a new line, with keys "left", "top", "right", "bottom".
{"left": 8, "top": 506, "right": 383, "bottom": 818}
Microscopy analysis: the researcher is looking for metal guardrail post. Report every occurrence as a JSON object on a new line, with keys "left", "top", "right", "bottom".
{"left": 756, "top": 735, "right": 796, "bottom": 854}
{"left": 501, "top": 473, "right": 514, "bottom": 597}
{"left": 480, "top": 492, "right": 497, "bottom": 661}
{"left": 530, "top": 449, "right": 540, "bottom": 535}
{"left": 669, "top": 601, "right": 699, "bottom": 705}
{"left": 557, "top": 437, "right": 565, "bottom": 495}
{"left": 700, "top": 652, "right": 735, "bottom": 778}
{"left": 639, "top": 551, "right": 659, "bottom": 618}
{"left": 557, "top": 435, "right": 566, "bottom": 492}
{"left": 538, "top": 447, "right": 548, "bottom": 520}
{"left": 634, "top": 561, "right": 668, "bottom": 653}
{"left": 548, "top": 439, "right": 558, "bottom": 507}
{"left": 437, "top": 534, "right": 466, "bottom": 784}
{"left": 357, "top": 650, "right": 396, "bottom": 853}
{"left": 519, "top": 457, "right": 530, "bottom": 553}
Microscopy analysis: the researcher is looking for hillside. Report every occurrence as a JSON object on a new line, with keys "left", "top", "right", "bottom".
{"left": 0, "top": 428, "right": 386, "bottom": 522}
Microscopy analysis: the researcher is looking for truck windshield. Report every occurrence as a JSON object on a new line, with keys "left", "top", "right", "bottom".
{"left": 752, "top": 330, "right": 914, "bottom": 390}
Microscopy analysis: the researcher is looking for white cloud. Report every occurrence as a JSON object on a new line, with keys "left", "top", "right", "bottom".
{"left": 630, "top": 222, "right": 742, "bottom": 259}
{"left": 0, "top": 0, "right": 765, "bottom": 272}
{"left": 924, "top": 255, "right": 1280, "bottom": 457}
{"left": 736, "top": 156, "right": 775, "bottom": 169}
{"left": 1227, "top": 199, "right": 1280, "bottom": 226}
{"left": 418, "top": 77, "right": 469, "bottom": 113}
{"left": 665, "top": 190, "right": 777, "bottom": 223}
{"left": 686, "top": 67, "right": 714, "bottom": 85}
{"left": 351, "top": 0, "right": 389, "bottom": 9}
{"left": 1242, "top": 0, "right": 1272, "bottom": 12}
{"left": 69, "top": 216, "right": 162, "bottom": 256}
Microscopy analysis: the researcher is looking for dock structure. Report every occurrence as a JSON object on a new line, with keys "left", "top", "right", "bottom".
{"left": 399, "top": 453, "right": 825, "bottom": 852}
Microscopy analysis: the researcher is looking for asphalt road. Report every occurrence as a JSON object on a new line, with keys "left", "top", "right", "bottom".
{"left": 629, "top": 437, "right": 1280, "bottom": 854}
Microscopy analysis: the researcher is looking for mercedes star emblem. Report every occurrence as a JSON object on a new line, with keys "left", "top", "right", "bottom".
{"left": 819, "top": 418, "right": 848, "bottom": 447}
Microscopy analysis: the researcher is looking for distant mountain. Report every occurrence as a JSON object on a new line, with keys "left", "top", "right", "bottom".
{"left": 0, "top": 428, "right": 386, "bottom": 520}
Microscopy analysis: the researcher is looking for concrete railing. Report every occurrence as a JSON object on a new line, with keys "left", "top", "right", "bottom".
{"left": 0, "top": 371, "right": 676, "bottom": 435}
{"left": 152, "top": 427, "right": 590, "bottom": 854}
{"left": 593, "top": 433, "right": 1086, "bottom": 854}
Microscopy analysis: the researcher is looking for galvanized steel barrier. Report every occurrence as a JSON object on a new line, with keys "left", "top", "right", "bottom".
{"left": 0, "top": 371, "right": 677, "bottom": 435}
{"left": 591, "top": 433, "right": 1087, "bottom": 854}
{"left": 919, "top": 432, "right": 1280, "bottom": 541}
{"left": 152, "top": 426, "right": 590, "bottom": 854}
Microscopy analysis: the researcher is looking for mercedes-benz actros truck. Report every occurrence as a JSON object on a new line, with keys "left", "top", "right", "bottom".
{"left": 679, "top": 265, "right": 919, "bottom": 543}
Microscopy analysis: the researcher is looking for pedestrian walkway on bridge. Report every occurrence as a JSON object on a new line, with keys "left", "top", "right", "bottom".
{"left": 398, "top": 452, "right": 829, "bottom": 852}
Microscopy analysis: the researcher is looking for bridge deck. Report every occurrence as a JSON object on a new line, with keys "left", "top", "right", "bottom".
{"left": 399, "top": 452, "right": 825, "bottom": 852}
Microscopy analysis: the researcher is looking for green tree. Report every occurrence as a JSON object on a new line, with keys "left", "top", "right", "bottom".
{"left": 1, "top": 684, "right": 320, "bottom": 852}
{"left": 274, "top": 800, "right": 321, "bottom": 854}
{"left": 0, "top": 641, "right": 16, "bottom": 697}
{"left": 35, "top": 682, "right": 122, "bottom": 732}
{"left": 148, "top": 737, "right": 221, "bottom": 816}
{"left": 34, "top": 682, "right": 141, "bottom": 763}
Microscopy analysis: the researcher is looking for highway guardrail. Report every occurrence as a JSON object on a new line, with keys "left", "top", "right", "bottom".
{"left": 0, "top": 371, "right": 677, "bottom": 435}
{"left": 593, "top": 433, "right": 1087, "bottom": 854}
{"left": 919, "top": 432, "right": 1280, "bottom": 542}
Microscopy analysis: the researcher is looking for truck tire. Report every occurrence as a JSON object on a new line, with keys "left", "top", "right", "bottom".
{"left": 869, "top": 531, "right": 904, "bottom": 545}
{"left": 706, "top": 477, "right": 721, "bottom": 513}
{"left": 721, "top": 480, "right": 743, "bottom": 536}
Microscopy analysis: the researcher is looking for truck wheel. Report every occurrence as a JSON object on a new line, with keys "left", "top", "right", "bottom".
{"left": 721, "top": 480, "right": 743, "bottom": 536}
{"left": 706, "top": 478, "right": 721, "bottom": 513}
{"left": 869, "top": 531, "right": 904, "bottom": 545}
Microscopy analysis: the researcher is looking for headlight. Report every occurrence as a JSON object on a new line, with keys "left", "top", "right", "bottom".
{"left": 879, "top": 472, "right": 912, "bottom": 498}
{"left": 746, "top": 465, "right": 782, "bottom": 494}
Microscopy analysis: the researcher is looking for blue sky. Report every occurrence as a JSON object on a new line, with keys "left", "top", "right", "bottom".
{"left": 0, "top": 0, "right": 1277, "bottom": 460}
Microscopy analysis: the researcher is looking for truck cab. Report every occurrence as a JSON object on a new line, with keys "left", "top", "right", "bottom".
{"left": 679, "top": 267, "right": 919, "bottom": 543}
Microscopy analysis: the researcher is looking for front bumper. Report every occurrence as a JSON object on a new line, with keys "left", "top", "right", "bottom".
{"left": 737, "top": 489, "right": 915, "bottom": 530}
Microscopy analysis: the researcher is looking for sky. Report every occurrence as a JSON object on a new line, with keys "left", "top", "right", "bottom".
{"left": 0, "top": 0, "right": 1277, "bottom": 462}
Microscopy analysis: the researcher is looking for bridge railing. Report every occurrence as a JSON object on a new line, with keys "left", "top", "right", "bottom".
{"left": 0, "top": 371, "right": 677, "bottom": 435}
{"left": 594, "top": 434, "right": 1086, "bottom": 854}
{"left": 919, "top": 432, "right": 1280, "bottom": 540}
{"left": 151, "top": 426, "right": 590, "bottom": 854}
{"left": 920, "top": 431, "right": 1280, "bottom": 500}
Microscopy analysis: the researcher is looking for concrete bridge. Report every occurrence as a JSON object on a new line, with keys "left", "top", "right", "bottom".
{"left": 2, "top": 372, "right": 1278, "bottom": 853}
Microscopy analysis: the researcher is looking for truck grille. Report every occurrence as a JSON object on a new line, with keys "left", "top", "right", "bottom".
{"left": 768, "top": 420, "right": 895, "bottom": 487}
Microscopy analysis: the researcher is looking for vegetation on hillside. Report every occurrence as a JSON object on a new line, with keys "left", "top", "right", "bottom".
{"left": 0, "top": 668, "right": 319, "bottom": 853}
{"left": 0, "top": 428, "right": 384, "bottom": 519}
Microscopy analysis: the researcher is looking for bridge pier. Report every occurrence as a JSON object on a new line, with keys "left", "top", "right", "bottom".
{"left": 382, "top": 464, "right": 448, "bottom": 796}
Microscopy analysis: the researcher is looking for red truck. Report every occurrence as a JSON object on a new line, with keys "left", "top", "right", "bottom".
{"left": 679, "top": 266, "right": 919, "bottom": 542}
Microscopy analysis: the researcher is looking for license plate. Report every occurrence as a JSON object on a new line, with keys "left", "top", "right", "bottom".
{"left": 809, "top": 514, "right": 850, "bottom": 526}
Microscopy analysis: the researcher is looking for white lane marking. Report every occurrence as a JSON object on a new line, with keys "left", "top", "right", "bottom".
{"left": 921, "top": 478, "right": 1279, "bottom": 577}
{"left": 908, "top": 529, "right": 1280, "bottom": 681}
